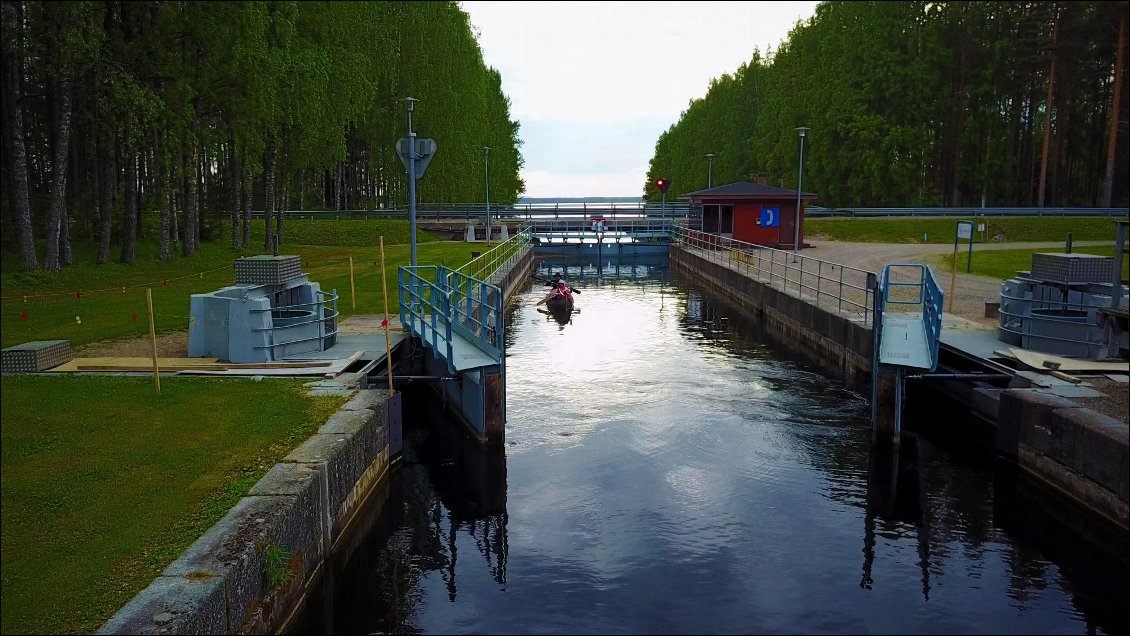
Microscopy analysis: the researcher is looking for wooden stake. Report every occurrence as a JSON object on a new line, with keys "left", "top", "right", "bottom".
{"left": 146, "top": 288, "right": 161, "bottom": 395}
{"left": 349, "top": 256, "right": 356, "bottom": 310}
{"left": 949, "top": 249, "right": 958, "bottom": 314}
{"left": 379, "top": 237, "right": 394, "bottom": 393}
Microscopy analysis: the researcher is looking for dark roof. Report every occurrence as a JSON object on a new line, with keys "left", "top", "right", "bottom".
{"left": 680, "top": 181, "right": 819, "bottom": 200}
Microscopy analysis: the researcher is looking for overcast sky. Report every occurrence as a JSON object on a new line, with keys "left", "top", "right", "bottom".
{"left": 460, "top": 1, "right": 821, "bottom": 199}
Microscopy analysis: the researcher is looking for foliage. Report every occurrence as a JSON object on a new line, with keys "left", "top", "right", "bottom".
{"left": 645, "top": 1, "right": 1129, "bottom": 209}
{"left": 263, "top": 541, "right": 294, "bottom": 589}
{"left": 934, "top": 244, "right": 1128, "bottom": 280}
{"left": 1, "top": 1, "right": 524, "bottom": 267}
{"left": 0, "top": 375, "right": 348, "bottom": 634}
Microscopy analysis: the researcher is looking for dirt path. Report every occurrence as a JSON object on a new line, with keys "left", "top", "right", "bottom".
{"left": 75, "top": 331, "right": 189, "bottom": 358}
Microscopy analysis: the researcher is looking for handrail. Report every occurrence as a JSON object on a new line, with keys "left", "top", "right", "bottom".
{"left": 251, "top": 289, "right": 340, "bottom": 350}
{"left": 399, "top": 265, "right": 504, "bottom": 374}
{"left": 672, "top": 227, "right": 876, "bottom": 325}
{"left": 451, "top": 226, "right": 532, "bottom": 283}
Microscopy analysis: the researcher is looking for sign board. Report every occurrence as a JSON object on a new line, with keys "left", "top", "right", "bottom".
{"left": 591, "top": 217, "right": 606, "bottom": 232}
{"left": 760, "top": 207, "right": 780, "bottom": 228}
{"left": 396, "top": 137, "right": 437, "bottom": 179}
{"left": 956, "top": 220, "right": 974, "bottom": 240}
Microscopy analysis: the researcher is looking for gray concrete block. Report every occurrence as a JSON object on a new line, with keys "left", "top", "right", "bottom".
{"left": 999, "top": 389, "right": 1077, "bottom": 459}
{"left": 1044, "top": 408, "right": 1085, "bottom": 471}
{"left": 96, "top": 575, "right": 226, "bottom": 635}
{"left": 971, "top": 387, "right": 1002, "bottom": 422}
{"left": 162, "top": 494, "right": 319, "bottom": 632}
{"left": 340, "top": 389, "right": 383, "bottom": 412}
{"left": 1073, "top": 409, "right": 1130, "bottom": 500}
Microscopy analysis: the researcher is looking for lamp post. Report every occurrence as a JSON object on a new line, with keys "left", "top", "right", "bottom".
{"left": 793, "top": 126, "right": 809, "bottom": 262}
{"left": 483, "top": 146, "right": 491, "bottom": 246}
{"left": 404, "top": 97, "right": 418, "bottom": 266}
{"left": 706, "top": 153, "right": 716, "bottom": 188}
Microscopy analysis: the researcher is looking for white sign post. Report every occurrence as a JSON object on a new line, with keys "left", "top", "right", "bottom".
{"left": 949, "top": 220, "right": 975, "bottom": 312}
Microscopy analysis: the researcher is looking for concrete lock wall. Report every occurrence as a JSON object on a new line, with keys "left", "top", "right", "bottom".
{"left": 670, "top": 246, "right": 873, "bottom": 390}
{"left": 97, "top": 389, "right": 396, "bottom": 635}
{"left": 997, "top": 389, "right": 1129, "bottom": 531}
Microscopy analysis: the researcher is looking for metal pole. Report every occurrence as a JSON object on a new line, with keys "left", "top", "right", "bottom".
{"left": 793, "top": 127, "right": 808, "bottom": 262}
{"left": 706, "top": 153, "right": 716, "bottom": 188}
{"left": 1114, "top": 221, "right": 1127, "bottom": 310}
{"left": 483, "top": 146, "right": 491, "bottom": 247}
{"left": 405, "top": 97, "right": 418, "bottom": 267}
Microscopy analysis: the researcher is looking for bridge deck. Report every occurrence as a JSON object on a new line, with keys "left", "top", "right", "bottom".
{"left": 879, "top": 313, "right": 933, "bottom": 369}
{"left": 416, "top": 321, "right": 497, "bottom": 371}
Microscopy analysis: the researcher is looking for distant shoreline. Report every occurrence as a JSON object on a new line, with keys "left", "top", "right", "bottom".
{"left": 518, "top": 196, "right": 643, "bottom": 203}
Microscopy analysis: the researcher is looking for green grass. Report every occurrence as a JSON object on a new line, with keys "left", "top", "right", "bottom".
{"left": 935, "top": 244, "right": 1130, "bottom": 281}
{"left": 0, "top": 375, "right": 349, "bottom": 635}
{"left": 1, "top": 220, "right": 483, "bottom": 349}
{"left": 806, "top": 216, "right": 1126, "bottom": 244}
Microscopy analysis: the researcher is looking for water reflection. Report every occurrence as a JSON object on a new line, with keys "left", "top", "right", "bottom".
{"left": 295, "top": 257, "right": 1127, "bottom": 635}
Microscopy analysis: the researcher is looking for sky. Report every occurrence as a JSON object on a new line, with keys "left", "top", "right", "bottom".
{"left": 460, "top": 1, "right": 822, "bottom": 199}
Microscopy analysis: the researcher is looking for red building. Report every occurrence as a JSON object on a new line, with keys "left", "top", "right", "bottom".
{"left": 681, "top": 179, "right": 819, "bottom": 249}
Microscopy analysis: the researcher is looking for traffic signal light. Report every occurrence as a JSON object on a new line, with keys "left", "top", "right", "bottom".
{"left": 655, "top": 178, "right": 670, "bottom": 194}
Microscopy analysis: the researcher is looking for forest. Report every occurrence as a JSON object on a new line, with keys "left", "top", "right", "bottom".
{"left": 645, "top": 1, "right": 1129, "bottom": 210}
{"left": 0, "top": 1, "right": 524, "bottom": 271}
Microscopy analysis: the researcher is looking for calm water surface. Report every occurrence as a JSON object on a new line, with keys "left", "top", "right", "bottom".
{"left": 294, "top": 256, "right": 1128, "bottom": 635}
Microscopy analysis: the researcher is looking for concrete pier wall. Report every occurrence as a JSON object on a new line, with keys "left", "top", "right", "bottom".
{"left": 97, "top": 389, "right": 398, "bottom": 635}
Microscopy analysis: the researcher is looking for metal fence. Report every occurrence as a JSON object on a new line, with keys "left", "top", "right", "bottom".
{"left": 806, "top": 206, "right": 1128, "bottom": 218}
{"left": 451, "top": 226, "right": 533, "bottom": 284}
{"left": 252, "top": 203, "right": 693, "bottom": 222}
{"left": 879, "top": 264, "right": 944, "bottom": 371}
{"left": 399, "top": 264, "right": 503, "bottom": 374}
{"left": 672, "top": 227, "right": 876, "bottom": 325}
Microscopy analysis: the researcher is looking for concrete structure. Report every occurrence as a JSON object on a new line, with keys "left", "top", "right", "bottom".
{"left": 681, "top": 179, "right": 819, "bottom": 249}
{"left": 97, "top": 389, "right": 400, "bottom": 635}
{"left": 188, "top": 256, "right": 337, "bottom": 363}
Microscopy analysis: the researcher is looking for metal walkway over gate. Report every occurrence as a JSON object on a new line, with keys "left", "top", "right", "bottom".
{"left": 871, "top": 264, "right": 944, "bottom": 439}
{"left": 399, "top": 265, "right": 504, "bottom": 373}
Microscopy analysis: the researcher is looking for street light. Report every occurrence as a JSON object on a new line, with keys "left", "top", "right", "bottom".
{"left": 482, "top": 146, "right": 491, "bottom": 246}
{"left": 705, "top": 153, "right": 716, "bottom": 188}
{"left": 404, "top": 97, "right": 418, "bottom": 266}
{"left": 793, "top": 126, "right": 809, "bottom": 262}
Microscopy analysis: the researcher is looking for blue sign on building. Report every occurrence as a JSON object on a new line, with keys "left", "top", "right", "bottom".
{"left": 760, "top": 207, "right": 781, "bottom": 228}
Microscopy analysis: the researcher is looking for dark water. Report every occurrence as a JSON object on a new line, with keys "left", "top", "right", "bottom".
{"left": 293, "top": 255, "right": 1129, "bottom": 635}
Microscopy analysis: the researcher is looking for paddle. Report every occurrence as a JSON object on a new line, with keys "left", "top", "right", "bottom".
{"left": 534, "top": 274, "right": 581, "bottom": 294}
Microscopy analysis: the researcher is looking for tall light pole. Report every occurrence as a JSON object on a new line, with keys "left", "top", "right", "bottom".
{"left": 404, "top": 97, "right": 418, "bottom": 266}
{"left": 706, "top": 153, "right": 716, "bottom": 188}
{"left": 793, "top": 126, "right": 809, "bottom": 262}
{"left": 483, "top": 146, "right": 491, "bottom": 246}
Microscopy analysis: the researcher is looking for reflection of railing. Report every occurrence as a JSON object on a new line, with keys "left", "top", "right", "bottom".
{"left": 399, "top": 266, "right": 503, "bottom": 373}
{"left": 452, "top": 227, "right": 532, "bottom": 283}
{"left": 672, "top": 227, "right": 875, "bottom": 324}
{"left": 250, "top": 289, "right": 339, "bottom": 350}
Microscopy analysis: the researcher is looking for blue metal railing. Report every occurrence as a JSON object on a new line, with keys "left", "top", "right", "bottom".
{"left": 399, "top": 265, "right": 503, "bottom": 374}
{"left": 249, "top": 289, "right": 339, "bottom": 351}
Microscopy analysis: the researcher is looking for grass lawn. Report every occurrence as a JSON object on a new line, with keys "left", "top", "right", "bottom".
{"left": 934, "top": 244, "right": 1130, "bottom": 281}
{"left": 806, "top": 216, "right": 1126, "bottom": 244}
{"left": 0, "top": 375, "right": 349, "bottom": 634}
{"left": 1, "top": 220, "right": 484, "bottom": 349}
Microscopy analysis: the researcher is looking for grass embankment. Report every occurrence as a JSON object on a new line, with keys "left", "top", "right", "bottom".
{"left": 0, "top": 218, "right": 484, "bottom": 634}
{"left": 806, "top": 216, "right": 1126, "bottom": 244}
{"left": 935, "top": 244, "right": 1130, "bottom": 280}
{"left": 0, "top": 375, "right": 349, "bottom": 634}
{"left": 1, "top": 219, "right": 482, "bottom": 349}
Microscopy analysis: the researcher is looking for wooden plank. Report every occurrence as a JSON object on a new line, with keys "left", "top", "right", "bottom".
{"left": 1049, "top": 370, "right": 1082, "bottom": 384}
{"left": 75, "top": 360, "right": 332, "bottom": 372}
{"left": 1007, "top": 348, "right": 1130, "bottom": 373}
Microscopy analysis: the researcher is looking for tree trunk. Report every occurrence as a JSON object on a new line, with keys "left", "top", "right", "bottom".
{"left": 242, "top": 174, "right": 252, "bottom": 248}
{"left": 60, "top": 211, "right": 72, "bottom": 266}
{"left": 160, "top": 151, "right": 172, "bottom": 261}
{"left": 1105, "top": 6, "right": 1127, "bottom": 207}
{"left": 120, "top": 151, "right": 137, "bottom": 264}
{"left": 96, "top": 134, "right": 115, "bottom": 263}
{"left": 43, "top": 79, "right": 73, "bottom": 271}
{"left": 276, "top": 182, "right": 286, "bottom": 243}
{"left": 1038, "top": 6, "right": 1059, "bottom": 208}
{"left": 263, "top": 139, "right": 277, "bottom": 250}
{"left": 950, "top": 9, "right": 969, "bottom": 206}
{"left": 230, "top": 135, "right": 240, "bottom": 251}
{"left": 183, "top": 132, "right": 198, "bottom": 256}
{"left": 1, "top": 5, "right": 38, "bottom": 270}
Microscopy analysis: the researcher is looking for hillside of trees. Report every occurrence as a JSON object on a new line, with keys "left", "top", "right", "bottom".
{"left": 1, "top": 1, "right": 524, "bottom": 271}
{"left": 645, "top": 1, "right": 1128, "bottom": 209}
